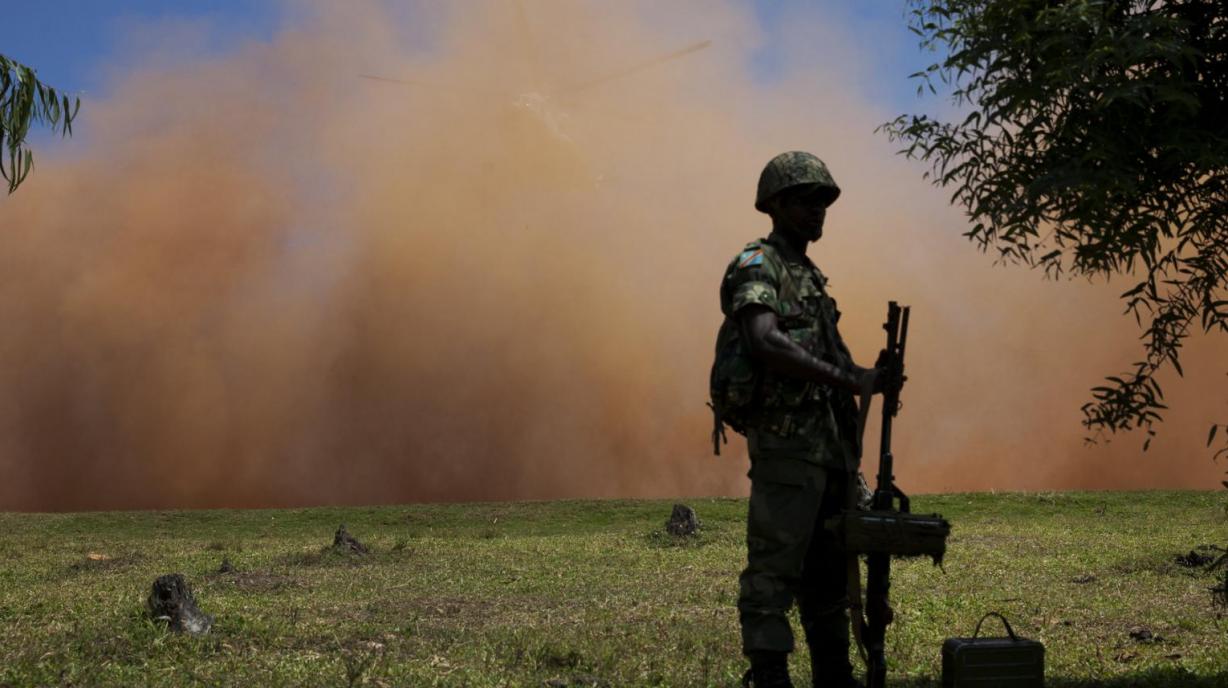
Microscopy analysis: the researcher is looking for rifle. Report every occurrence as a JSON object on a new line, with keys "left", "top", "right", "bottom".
{"left": 827, "top": 302, "right": 950, "bottom": 688}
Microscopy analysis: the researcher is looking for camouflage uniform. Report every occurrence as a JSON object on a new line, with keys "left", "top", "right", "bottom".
{"left": 718, "top": 231, "right": 860, "bottom": 679}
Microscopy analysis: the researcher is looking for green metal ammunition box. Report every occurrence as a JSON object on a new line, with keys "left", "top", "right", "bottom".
{"left": 942, "top": 613, "right": 1044, "bottom": 687}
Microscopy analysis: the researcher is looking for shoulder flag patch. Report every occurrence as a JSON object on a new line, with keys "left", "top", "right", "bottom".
{"left": 737, "top": 249, "right": 765, "bottom": 268}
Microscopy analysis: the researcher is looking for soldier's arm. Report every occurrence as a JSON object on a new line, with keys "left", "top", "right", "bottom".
{"left": 738, "top": 304, "right": 869, "bottom": 393}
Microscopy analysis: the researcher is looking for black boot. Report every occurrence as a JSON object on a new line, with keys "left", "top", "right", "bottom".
{"left": 741, "top": 651, "right": 795, "bottom": 688}
{"left": 803, "top": 609, "right": 861, "bottom": 688}
{"left": 809, "top": 651, "right": 863, "bottom": 688}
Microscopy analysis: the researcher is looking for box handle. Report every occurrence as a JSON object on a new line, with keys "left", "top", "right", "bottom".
{"left": 971, "top": 611, "right": 1019, "bottom": 642}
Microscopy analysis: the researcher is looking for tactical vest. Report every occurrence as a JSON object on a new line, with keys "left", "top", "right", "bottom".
{"left": 709, "top": 236, "right": 859, "bottom": 456}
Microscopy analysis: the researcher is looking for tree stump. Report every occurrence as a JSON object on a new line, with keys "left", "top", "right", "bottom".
{"left": 333, "top": 524, "right": 369, "bottom": 554}
{"left": 1175, "top": 549, "right": 1214, "bottom": 567}
{"left": 147, "top": 573, "right": 213, "bottom": 635}
{"left": 666, "top": 503, "right": 700, "bottom": 537}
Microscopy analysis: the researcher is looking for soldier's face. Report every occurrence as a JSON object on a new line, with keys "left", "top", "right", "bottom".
{"left": 773, "top": 186, "right": 829, "bottom": 242}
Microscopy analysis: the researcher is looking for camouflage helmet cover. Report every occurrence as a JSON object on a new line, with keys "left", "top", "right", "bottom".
{"left": 754, "top": 151, "right": 841, "bottom": 212}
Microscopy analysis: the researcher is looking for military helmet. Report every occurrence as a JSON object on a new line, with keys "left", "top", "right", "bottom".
{"left": 754, "top": 151, "right": 841, "bottom": 212}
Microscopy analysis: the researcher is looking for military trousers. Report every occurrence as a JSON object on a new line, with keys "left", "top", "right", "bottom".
{"left": 738, "top": 450, "right": 851, "bottom": 658}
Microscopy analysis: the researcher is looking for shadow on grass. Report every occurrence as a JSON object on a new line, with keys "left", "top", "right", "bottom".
{"left": 886, "top": 667, "right": 1227, "bottom": 688}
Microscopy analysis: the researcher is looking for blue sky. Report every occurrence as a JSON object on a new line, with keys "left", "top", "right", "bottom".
{"left": 5, "top": 1, "right": 934, "bottom": 110}
{"left": 3, "top": 1, "right": 284, "bottom": 94}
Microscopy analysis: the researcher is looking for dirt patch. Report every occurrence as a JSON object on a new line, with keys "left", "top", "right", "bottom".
{"left": 362, "top": 593, "right": 509, "bottom": 629}
{"left": 204, "top": 557, "right": 301, "bottom": 593}
{"left": 230, "top": 571, "right": 301, "bottom": 593}
{"left": 1110, "top": 553, "right": 1182, "bottom": 576}
{"left": 67, "top": 550, "right": 144, "bottom": 575}
{"left": 407, "top": 595, "right": 496, "bottom": 622}
{"left": 281, "top": 546, "right": 373, "bottom": 568}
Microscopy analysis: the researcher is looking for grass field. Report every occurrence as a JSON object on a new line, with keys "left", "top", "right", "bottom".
{"left": 1, "top": 491, "right": 1225, "bottom": 687}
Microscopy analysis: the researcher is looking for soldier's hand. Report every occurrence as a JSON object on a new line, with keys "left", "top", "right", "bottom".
{"left": 855, "top": 366, "right": 882, "bottom": 396}
{"left": 873, "top": 368, "right": 892, "bottom": 394}
{"left": 856, "top": 472, "right": 874, "bottom": 510}
{"left": 864, "top": 364, "right": 906, "bottom": 395}
{"left": 874, "top": 348, "right": 890, "bottom": 369}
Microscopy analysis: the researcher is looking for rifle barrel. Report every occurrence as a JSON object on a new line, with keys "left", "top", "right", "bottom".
{"left": 877, "top": 303, "right": 900, "bottom": 493}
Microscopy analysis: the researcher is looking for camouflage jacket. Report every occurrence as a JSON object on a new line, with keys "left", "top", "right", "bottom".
{"left": 713, "top": 232, "right": 859, "bottom": 468}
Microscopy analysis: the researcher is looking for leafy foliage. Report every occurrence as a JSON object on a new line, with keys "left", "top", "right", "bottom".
{"left": 881, "top": 0, "right": 1228, "bottom": 458}
{"left": 0, "top": 54, "right": 79, "bottom": 194}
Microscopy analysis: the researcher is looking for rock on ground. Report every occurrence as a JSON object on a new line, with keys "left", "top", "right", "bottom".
{"left": 147, "top": 573, "right": 213, "bottom": 635}
{"left": 666, "top": 504, "right": 700, "bottom": 537}
{"left": 333, "top": 524, "right": 370, "bottom": 554}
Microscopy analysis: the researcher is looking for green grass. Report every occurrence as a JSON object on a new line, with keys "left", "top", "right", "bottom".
{"left": 1, "top": 491, "right": 1225, "bottom": 687}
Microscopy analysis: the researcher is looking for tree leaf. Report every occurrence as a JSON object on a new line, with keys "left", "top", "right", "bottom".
{"left": 879, "top": 0, "right": 1228, "bottom": 451}
{"left": 0, "top": 53, "right": 78, "bottom": 193}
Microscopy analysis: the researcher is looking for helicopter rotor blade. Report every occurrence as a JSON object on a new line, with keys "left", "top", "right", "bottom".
{"left": 561, "top": 39, "right": 712, "bottom": 94}
{"left": 358, "top": 74, "right": 511, "bottom": 98}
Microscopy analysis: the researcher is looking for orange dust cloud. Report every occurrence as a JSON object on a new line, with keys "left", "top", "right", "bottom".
{"left": 0, "top": 1, "right": 1223, "bottom": 511}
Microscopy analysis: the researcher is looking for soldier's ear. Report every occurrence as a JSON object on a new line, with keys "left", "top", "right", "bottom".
{"left": 764, "top": 193, "right": 789, "bottom": 217}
